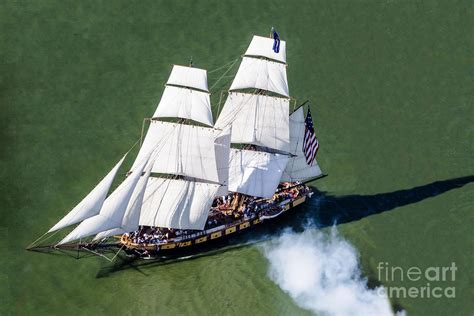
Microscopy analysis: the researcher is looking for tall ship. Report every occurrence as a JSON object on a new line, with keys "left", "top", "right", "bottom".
{"left": 28, "top": 31, "right": 325, "bottom": 260}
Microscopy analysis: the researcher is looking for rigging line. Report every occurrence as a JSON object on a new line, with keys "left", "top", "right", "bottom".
{"left": 208, "top": 58, "right": 239, "bottom": 74}
{"left": 127, "top": 137, "right": 142, "bottom": 154}
{"left": 27, "top": 229, "right": 61, "bottom": 249}
{"left": 27, "top": 232, "right": 50, "bottom": 249}
{"left": 81, "top": 246, "right": 114, "bottom": 262}
{"left": 116, "top": 136, "right": 143, "bottom": 175}
{"left": 214, "top": 75, "right": 235, "bottom": 79}
{"left": 209, "top": 58, "right": 239, "bottom": 91}
{"left": 111, "top": 243, "right": 126, "bottom": 262}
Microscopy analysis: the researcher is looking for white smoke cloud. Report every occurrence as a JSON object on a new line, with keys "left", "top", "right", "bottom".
{"left": 262, "top": 227, "right": 405, "bottom": 316}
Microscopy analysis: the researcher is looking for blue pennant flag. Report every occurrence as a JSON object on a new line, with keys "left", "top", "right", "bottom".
{"left": 272, "top": 28, "right": 280, "bottom": 53}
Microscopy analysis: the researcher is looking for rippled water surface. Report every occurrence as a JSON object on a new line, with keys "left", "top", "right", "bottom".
{"left": 1, "top": 1, "right": 472, "bottom": 315}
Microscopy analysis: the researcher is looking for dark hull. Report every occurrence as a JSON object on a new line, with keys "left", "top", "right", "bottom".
{"left": 120, "top": 193, "right": 311, "bottom": 259}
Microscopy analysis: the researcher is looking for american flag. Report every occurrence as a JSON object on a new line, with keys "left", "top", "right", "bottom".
{"left": 302, "top": 108, "right": 319, "bottom": 165}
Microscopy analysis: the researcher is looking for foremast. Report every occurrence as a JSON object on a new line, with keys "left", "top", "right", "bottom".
{"left": 47, "top": 64, "right": 230, "bottom": 246}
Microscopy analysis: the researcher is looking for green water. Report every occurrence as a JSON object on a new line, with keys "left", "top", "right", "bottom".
{"left": 1, "top": 1, "right": 472, "bottom": 315}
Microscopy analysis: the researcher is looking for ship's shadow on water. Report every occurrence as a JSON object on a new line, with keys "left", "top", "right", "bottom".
{"left": 290, "top": 174, "right": 474, "bottom": 230}
{"left": 96, "top": 175, "right": 474, "bottom": 278}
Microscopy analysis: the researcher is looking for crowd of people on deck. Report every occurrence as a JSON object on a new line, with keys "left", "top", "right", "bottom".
{"left": 127, "top": 181, "right": 308, "bottom": 244}
{"left": 126, "top": 227, "right": 199, "bottom": 244}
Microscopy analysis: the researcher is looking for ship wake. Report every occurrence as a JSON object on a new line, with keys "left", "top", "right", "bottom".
{"left": 261, "top": 226, "right": 405, "bottom": 316}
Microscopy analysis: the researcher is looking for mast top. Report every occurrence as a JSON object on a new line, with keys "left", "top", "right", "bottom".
{"left": 167, "top": 64, "right": 209, "bottom": 92}
{"left": 244, "top": 35, "right": 286, "bottom": 64}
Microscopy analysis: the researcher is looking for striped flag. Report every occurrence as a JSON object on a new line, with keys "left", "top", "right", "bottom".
{"left": 302, "top": 108, "right": 319, "bottom": 165}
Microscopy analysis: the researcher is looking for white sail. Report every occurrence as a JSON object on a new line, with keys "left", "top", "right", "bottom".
{"left": 281, "top": 160, "right": 322, "bottom": 182}
{"left": 58, "top": 154, "right": 151, "bottom": 244}
{"left": 215, "top": 92, "right": 290, "bottom": 152}
{"left": 230, "top": 57, "right": 289, "bottom": 97}
{"left": 245, "top": 35, "right": 286, "bottom": 63}
{"left": 281, "top": 107, "right": 323, "bottom": 181}
{"left": 94, "top": 157, "right": 154, "bottom": 240}
{"left": 48, "top": 154, "right": 127, "bottom": 233}
{"left": 94, "top": 227, "right": 125, "bottom": 240}
{"left": 228, "top": 148, "right": 290, "bottom": 198}
{"left": 214, "top": 127, "right": 232, "bottom": 196}
{"left": 139, "top": 177, "right": 220, "bottom": 230}
{"left": 167, "top": 65, "right": 209, "bottom": 92}
{"left": 152, "top": 85, "right": 213, "bottom": 127}
{"left": 132, "top": 121, "right": 220, "bottom": 183}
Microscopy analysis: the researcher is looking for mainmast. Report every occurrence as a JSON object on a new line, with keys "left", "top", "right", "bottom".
{"left": 215, "top": 34, "right": 291, "bottom": 198}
